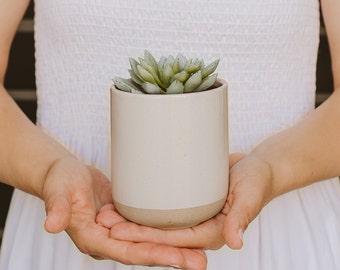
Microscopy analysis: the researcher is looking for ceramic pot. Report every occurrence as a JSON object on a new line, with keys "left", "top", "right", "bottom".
{"left": 110, "top": 79, "right": 228, "bottom": 229}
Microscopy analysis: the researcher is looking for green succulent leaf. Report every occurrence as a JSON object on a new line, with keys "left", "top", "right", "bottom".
{"left": 157, "top": 56, "right": 167, "bottom": 83}
{"left": 161, "top": 63, "right": 174, "bottom": 87}
{"left": 166, "top": 80, "right": 184, "bottom": 94}
{"left": 201, "top": 59, "right": 220, "bottom": 78}
{"left": 195, "top": 73, "right": 218, "bottom": 92}
{"left": 158, "top": 56, "right": 167, "bottom": 69}
{"left": 142, "top": 82, "right": 162, "bottom": 94}
{"left": 171, "top": 70, "right": 189, "bottom": 83}
{"left": 165, "top": 55, "right": 175, "bottom": 67}
{"left": 184, "top": 70, "right": 202, "bottom": 92}
{"left": 137, "top": 65, "right": 156, "bottom": 84}
{"left": 139, "top": 58, "right": 164, "bottom": 87}
{"left": 114, "top": 51, "right": 220, "bottom": 94}
{"left": 184, "top": 58, "right": 202, "bottom": 74}
{"left": 113, "top": 77, "right": 143, "bottom": 93}
{"left": 176, "top": 53, "right": 187, "bottom": 71}
{"left": 200, "top": 59, "right": 205, "bottom": 69}
{"left": 129, "top": 57, "right": 143, "bottom": 81}
{"left": 128, "top": 69, "right": 144, "bottom": 85}
{"left": 143, "top": 50, "right": 159, "bottom": 74}
{"left": 172, "top": 57, "right": 180, "bottom": 74}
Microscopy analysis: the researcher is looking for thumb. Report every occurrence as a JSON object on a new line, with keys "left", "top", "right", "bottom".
{"left": 223, "top": 152, "right": 249, "bottom": 249}
{"left": 222, "top": 188, "right": 263, "bottom": 250}
{"left": 223, "top": 154, "right": 272, "bottom": 249}
{"left": 222, "top": 200, "right": 249, "bottom": 250}
{"left": 42, "top": 157, "right": 76, "bottom": 234}
{"left": 229, "top": 152, "right": 246, "bottom": 168}
{"left": 44, "top": 194, "right": 72, "bottom": 234}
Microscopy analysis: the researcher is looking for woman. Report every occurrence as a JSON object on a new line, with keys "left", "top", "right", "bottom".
{"left": 0, "top": 0, "right": 339, "bottom": 269}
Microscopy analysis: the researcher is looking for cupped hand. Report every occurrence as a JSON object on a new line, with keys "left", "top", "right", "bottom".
{"left": 42, "top": 156, "right": 206, "bottom": 269}
{"left": 97, "top": 153, "right": 274, "bottom": 251}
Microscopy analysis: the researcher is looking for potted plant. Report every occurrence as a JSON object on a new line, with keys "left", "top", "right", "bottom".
{"left": 110, "top": 50, "right": 228, "bottom": 229}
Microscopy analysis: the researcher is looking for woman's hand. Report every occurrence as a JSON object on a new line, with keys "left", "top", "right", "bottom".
{"left": 42, "top": 156, "right": 206, "bottom": 269}
{"left": 97, "top": 153, "right": 274, "bottom": 251}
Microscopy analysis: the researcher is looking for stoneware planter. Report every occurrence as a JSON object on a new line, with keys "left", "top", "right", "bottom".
{"left": 110, "top": 79, "right": 229, "bottom": 229}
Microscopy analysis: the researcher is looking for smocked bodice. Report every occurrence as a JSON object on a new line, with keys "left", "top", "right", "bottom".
{"left": 34, "top": 0, "right": 320, "bottom": 163}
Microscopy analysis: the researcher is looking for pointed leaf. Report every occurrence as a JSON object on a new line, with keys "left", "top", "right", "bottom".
{"left": 113, "top": 77, "right": 143, "bottom": 93}
{"left": 144, "top": 50, "right": 159, "bottom": 74}
{"left": 141, "top": 82, "right": 162, "bottom": 94}
{"left": 137, "top": 65, "right": 156, "bottom": 84}
{"left": 184, "top": 58, "right": 201, "bottom": 74}
{"left": 158, "top": 56, "right": 167, "bottom": 69}
{"left": 129, "top": 57, "right": 143, "bottom": 80}
{"left": 172, "top": 57, "right": 180, "bottom": 74}
{"left": 139, "top": 58, "right": 164, "bottom": 87}
{"left": 195, "top": 73, "right": 218, "bottom": 92}
{"left": 161, "top": 63, "right": 174, "bottom": 87}
{"left": 171, "top": 70, "right": 189, "bottom": 83}
{"left": 184, "top": 70, "right": 202, "bottom": 93}
{"left": 158, "top": 56, "right": 167, "bottom": 83}
{"left": 165, "top": 55, "right": 175, "bottom": 67}
{"left": 200, "top": 59, "right": 205, "bottom": 69}
{"left": 166, "top": 80, "right": 184, "bottom": 94}
{"left": 129, "top": 69, "right": 143, "bottom": 85}
{"left": 201, "top": 59, "right": 220, "bottom": 78}
{"left": 177, "top": 53, "right": 187, "bottom": 71}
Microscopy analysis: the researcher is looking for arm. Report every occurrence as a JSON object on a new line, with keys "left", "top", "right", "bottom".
{"left": 0, "top": 0, "right": 73, "bottom": 197}
{"left": 0, "top": 2, "right": 206, "bottom": 268}
{"left": 252, "top": 0, "right": 340, "bottom": 196}
{"left": 104, "top": 1, "right": 340, "bottom": 250}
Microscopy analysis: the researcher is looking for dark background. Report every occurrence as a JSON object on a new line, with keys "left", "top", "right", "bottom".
{"left": 0, "top": 1, "right": 334, "bottom": 243}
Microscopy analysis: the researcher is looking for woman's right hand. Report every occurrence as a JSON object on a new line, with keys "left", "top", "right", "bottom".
{"left": 42, "top": 156, "right": 207, "bottom": 269}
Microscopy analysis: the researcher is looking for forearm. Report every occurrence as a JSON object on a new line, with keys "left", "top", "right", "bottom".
{"left": 0, "top": 86, "right": 74, "bottom": 198}
{"left": 250, "top": 89, "right": 340, "bottom": 199}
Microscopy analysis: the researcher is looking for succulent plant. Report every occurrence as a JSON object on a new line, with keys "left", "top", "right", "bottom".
{"left": 113, "top": 50, "right": 220, "bottom": 94}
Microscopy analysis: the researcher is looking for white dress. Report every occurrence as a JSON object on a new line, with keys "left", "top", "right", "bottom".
{"left": 1, "top": 0, "right": 340, "bottom": 269}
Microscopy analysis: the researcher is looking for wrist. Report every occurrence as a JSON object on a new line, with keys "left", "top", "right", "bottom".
{"left": 248, "top": 135, "right": 302, "bottom": 200}
{"left": 6, "top": 125, "right": 76, "bottom": 198}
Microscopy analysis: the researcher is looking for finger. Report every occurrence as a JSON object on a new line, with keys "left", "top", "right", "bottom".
{"left": 42, "top": 157, "right": 81, "bottom": 233}
{"left": 224, "top": 156, "right": 272, "bottom": 249}
{"left": 222, "top": 188, "right": 263, "bottom": 250}
{"left": 44, "top": 195, "right": 71, "bottom": 233}
{"left": 222, "top": 201, "right": 245, "bottom": 249}
{"left": 120, "top": 242, "right": 207, "bottom": 270}
{"left": 71, "top": 223, "right": 207, "bottom": 269}
{"left": 110, "top": 213, "right": 225, "bottom": 250}
{"left": 96, "top": 204, "right": 126, "bottom": 227}
{"left": 98, "top": 203, "right": 114, "bottom": 212}
{"left": 90, "top": 255, "right": 106, "bottom": 260}
{"left": 229, "top": 152, "right": 246, "bottom": 168}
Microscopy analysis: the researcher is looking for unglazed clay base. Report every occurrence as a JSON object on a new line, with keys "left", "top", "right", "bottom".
{"left": 114, "top": 197, "right": 227, "bottom": 229}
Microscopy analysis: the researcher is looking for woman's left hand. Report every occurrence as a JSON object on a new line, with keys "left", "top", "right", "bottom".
{"left": 97, "top": 152, "right": 274, "bottom": 251}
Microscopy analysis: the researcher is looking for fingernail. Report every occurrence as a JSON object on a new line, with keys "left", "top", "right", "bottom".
{"left": 238, "top": 229, "right": 244, "bottom": 243}
{"left": 170, "top": 265, "right": 183, "bottom": 269}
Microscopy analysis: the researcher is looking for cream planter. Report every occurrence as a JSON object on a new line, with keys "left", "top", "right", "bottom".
{"left": 110, "top": 79, "right": 229, "bottom": 229}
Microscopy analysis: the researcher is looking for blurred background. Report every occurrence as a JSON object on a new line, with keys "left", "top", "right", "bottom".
{"left": 0, "top": 1, "right": 334, "bottom": 244}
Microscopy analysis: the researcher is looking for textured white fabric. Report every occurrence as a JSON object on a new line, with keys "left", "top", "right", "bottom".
{"left": 1, "top": 0, "right": 340, "bottom": 269}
